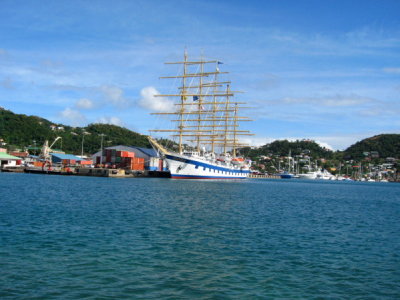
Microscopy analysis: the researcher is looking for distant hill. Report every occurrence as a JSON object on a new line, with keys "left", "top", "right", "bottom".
{"left": 1, "top": 108, "right": 399, "bottom": 160}
{"left": 245, "top": 139, "right": 334, "bottom": 160}
{"left": 342, "top": 134, "right": 400, "bottom": 160}
{"left": 0, "top": 108, "right": 150, "bottom": 155}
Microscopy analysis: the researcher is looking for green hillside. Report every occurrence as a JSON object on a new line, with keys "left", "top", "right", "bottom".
{"left": 245, "top": 139, "right": 334, "bottom": 160}
{"left": 0, "top": 108, "right": 150, "bottom": 155}
{"left": 1, "top": 108, "right": 399, "bottom": 160}
{"left": 342, "top": 134, "right": 400, "bottom": 160}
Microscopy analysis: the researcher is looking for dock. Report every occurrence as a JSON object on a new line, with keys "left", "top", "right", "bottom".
{"left": 1, "top": 167, "right": 170, "bottom": 178}
{"left": 3, "top": 167, "right": 280, "bottom": 179}
{"left": 249, "top": 174, "right": 280, "bottom": 179}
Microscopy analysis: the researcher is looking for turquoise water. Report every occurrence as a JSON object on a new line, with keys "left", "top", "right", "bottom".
{"left": 1, "top": 173, "right": 399, "bottom": 299}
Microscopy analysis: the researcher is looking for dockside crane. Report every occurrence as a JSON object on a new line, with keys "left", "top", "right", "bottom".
{"left": 39, "top": 136, "right": 62, "bottom": 162}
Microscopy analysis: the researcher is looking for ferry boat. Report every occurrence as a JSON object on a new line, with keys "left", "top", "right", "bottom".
{"left": 148, "top": 52, "right": 253, "bottom": 179}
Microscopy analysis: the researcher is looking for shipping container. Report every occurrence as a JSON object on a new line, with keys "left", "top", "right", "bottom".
{"left": 124, "top": 151, "right": 135, "bottom": 158}
{"left": 63, "top": 159, "right": 76, "bottom": 165}
{"left": 62, "top": 159, "right": 76, "bottom": 165}
{"left": 133, "top": 157, "right": 144, "bottom": 164}
{"left": 131, "top": 163, "right": 144, "bottom": 171}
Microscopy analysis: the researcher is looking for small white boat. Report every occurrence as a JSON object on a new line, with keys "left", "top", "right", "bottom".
{"left": 298, "top": 171, "right": 318, "bottom": 180}
{"left": 298, "top": 169, "right": 335, "bottom": 180}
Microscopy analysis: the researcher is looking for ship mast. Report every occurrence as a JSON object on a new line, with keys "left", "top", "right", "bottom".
{"left": 210, "top": 62, "right": 222, "bottom": 154}
{"left": 196, "top": 57, "right": 204, "bottom": 153}
{"left": 232, "top": 103, "right": 238, "bottom": 157}
{"left": 223, "top": 84, "right": 231, "bottom": 155}
{"left": 150, "top": 52, "right": 253, "bottom": 155}
{"left": 178, "top": 51, "right": 188, "bottom": 154}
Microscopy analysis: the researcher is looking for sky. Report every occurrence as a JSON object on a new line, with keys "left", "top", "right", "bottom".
{"left": 0, "top": 0, "right": 399, "bottom": 150}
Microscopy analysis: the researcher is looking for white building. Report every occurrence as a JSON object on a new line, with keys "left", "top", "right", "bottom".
{"left": 0, "top": 152, "right": 21, "bottom": 168}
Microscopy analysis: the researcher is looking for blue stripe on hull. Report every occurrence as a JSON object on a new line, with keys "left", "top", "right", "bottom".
{"left": 166, "top": 154, "right": 250, "bottom": 175}
{"left": 171, "top": 174, "right": 247, "bottom": 179}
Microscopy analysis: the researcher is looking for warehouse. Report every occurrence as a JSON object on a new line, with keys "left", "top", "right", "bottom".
{"left": 50, "top": 153, "right": 92, "bottom": 166}
{"left": 51, "top": 153, "right": 84, "bottom": 164}
{"left": 91, "top": 145, "right": 165, "bottom": 171}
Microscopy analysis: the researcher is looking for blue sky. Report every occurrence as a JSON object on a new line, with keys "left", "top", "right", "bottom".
{"left": 0, "top": 0, "right": 399, "bottom": 150}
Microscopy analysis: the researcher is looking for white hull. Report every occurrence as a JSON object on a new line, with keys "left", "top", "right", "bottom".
{"left": 165, "top": 153, "right": 250, "bottom": 179}
{"left": 298, "top": 170, "right": 335, "bottom": 180}
{"left": 298, "top": 172, "right": 318, "bottom": 179}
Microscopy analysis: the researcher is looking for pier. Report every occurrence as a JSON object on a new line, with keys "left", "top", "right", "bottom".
{"left": 249, "top": 174, "right": 280, "bottom": 179}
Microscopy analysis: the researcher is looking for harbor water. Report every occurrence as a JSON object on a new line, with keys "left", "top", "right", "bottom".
{"left": 1, "top": 173, "right": 399, "bottom": 299}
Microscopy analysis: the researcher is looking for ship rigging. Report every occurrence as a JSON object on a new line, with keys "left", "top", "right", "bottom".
{"left": 148, "top": 51, "right": 254, "bottom": 179}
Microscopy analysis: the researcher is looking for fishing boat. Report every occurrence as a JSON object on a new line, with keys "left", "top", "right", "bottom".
{"left": 148, "top": 52, "right": 253, "bottom": 179}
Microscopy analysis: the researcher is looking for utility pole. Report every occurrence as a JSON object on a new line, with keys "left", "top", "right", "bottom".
{"left": 99, "top": 133, "right": 106, "bottom": 164}
{"left": 81, "top": 131, "right": 90, "bottom": 157}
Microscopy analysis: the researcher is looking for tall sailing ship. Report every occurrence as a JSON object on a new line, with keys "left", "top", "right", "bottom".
{"left": 148, "top": 52, "right": 253, "bottom": 179}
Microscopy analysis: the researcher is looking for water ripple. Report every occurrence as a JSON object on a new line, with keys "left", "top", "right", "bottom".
{"left": 1, "top": 173, "right": 399, "bottom": 299}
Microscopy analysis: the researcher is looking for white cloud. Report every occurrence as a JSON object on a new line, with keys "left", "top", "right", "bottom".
{"left": 100, "top": 85, "right": 129, "bottom": 107}
{"left": 97, "top": 116, "right": 123, "bottom": 126}
{"left": 282, "top": 95, "right": 373, "bottom": 107}
{"left": 345, "top": 27, "right": 400, "bottom": 49}
{"left": 138, "top": 86, "right": 174, "bottom": 112}
{"left": 241, "top": 137, "right": 275, "bottom": 147}
{"left": 359, "top": 105, "right": 400, "bottom": 118}
{"left": 382, "top": 67, "right": 400, "bottom": 74}
{"left": 75, "top": 98, "right": 94, "bottom": 109}
{"left": 60, "top": 108, "right": 86, "bottom": 126}
{"left": 314, "top": 141, "right": 334, "bottom": 151}
{"left": 40, "top": 59, "right": 63, "bottom": 69}
{"left": 307, "top": 133, "right": 387, "bottom": 151}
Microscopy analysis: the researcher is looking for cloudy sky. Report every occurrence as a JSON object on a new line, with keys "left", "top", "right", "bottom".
{"left": 0, "top": 0, "right": 399, "bottom": 150}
